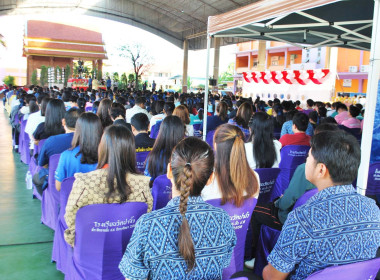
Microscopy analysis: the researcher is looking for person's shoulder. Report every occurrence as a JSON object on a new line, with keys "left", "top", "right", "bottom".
{"left": 273, "top": 139, "right": 282, "bottom": 148}
{"left": 74, "top": 168, "right": 104, "bottom": 181}
{"left": 128, "top": 173, "right": 151, "bottom": 185}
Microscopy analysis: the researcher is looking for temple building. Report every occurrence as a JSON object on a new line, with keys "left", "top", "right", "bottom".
{"left": 23, "top": 20, "right": 107, "bottom": 85}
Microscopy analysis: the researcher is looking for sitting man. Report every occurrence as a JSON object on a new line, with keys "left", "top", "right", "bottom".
{"left": 334, "top": 102, "right": 349, "bottom": 124}
{"left": 131, "top": 113, "right": 155, "bottom": 152}
{"left": 110, "top": 104, "right": 131, "bottom": 131}
{"left": 279, "top": 112, "right": 311, "bottom": 147}
{"left": 125, "top": 96, "right": 151, "bottom": 123}
{"left": 263, "top": 130, "right": 380, "bottom": 280}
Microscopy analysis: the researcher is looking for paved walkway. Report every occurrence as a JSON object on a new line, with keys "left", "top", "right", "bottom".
{"left": 0, "top": 104, "right": 63, "bottom": 280}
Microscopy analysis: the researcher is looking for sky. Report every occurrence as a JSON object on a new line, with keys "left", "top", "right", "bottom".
{"left": 0, "top": 13, "right": 236, "bottom": 79}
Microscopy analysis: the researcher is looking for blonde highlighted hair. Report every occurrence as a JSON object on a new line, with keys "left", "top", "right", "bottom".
{"left": 214, "top": 124, "right": 258, "bottom": 207}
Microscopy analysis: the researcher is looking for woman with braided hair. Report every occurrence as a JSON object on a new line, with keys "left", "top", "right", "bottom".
{"left": 202, "top": 123, "right": 260, "bottom": 206}
{"left": 119, "top": 137, "right": 236, "bottom": 279}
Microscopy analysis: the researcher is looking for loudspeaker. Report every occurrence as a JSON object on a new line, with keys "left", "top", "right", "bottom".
{"left": 209, "top": 79, "right": 217, "bottom": 86}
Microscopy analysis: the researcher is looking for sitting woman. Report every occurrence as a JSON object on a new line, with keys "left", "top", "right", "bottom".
{"left": 33, "top": 99, "right": 66, "bottom": 141}
{"left": 145, "top": 115, "right": 185, "bottom": 183}
{"left": 97, "top": 98, "right": 113, "bottom": 128}
{"left": 119, "top": 137, "right": 236, "bottom": 279}
{"left": 199, "top": 101, "right": 229, "bottom": 134}
{"left": 64, "top": 125, "right": 152, "bottom": 247}
{"left": 202, "top": 124, "right": 260, "bottom": 206}
{"left": 271, "top": 103, "right": 286, "bottom": 132}
{"left": 245, "top": 112, "right": 282, "bottom": 169}
{"left": 173, "top": 105, "right": 194, "bottom": 136}
{"left": 55, "top": 112, "right": 103, "bottom": 191}
{"left": 228, "top": 102, "right": 254, "bottom": 140}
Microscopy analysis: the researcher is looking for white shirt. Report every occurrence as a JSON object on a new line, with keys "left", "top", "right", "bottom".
{"left": 201, "top": 171, "right": 260, "bottom": 202}
{"left": 244, "top": 139, "right": 282, "bottom": 170}
{"left": 25, "top": 111, "right": 45, "bottom": 148}
{"left": 125, "top": 105, "right": 152, "bottom": 123}
{"left": 186, "top": 124, "right": 194, "bottom": 137}
{"left": 149, "top": 113, "right": 165, "bottom": 128}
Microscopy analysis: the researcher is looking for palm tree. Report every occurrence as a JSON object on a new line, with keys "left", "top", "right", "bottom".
{"left": 0, "top": 34, "right": 5, "bottom": 47}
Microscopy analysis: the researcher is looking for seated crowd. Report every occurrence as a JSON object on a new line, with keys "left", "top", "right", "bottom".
{"left": 4, "top": 84, "right": 380, "bottom": 280}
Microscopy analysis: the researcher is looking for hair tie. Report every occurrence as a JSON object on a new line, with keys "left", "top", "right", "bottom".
{"left": 234, "top": 134, "right": 239, "bottom": 139}
{"left": 185, "top": 162, "right": 191, "bottom": 167}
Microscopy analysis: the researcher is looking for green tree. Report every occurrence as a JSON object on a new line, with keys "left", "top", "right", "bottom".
{"left": 31, "top": 70, "right": 38, "bottom": 85}
{"left": 118, "top": 43, "right": 153, "bottom": 90}
{"left": 40, "top": 65, "right": 48, "bottom": 86}
{"left": 3, "top": 75, "right": 15, "bottom": 86}
{"left": 128, "top": 73, "right": 135, "bottom": 83}
{"left": 218, "top": 62, "right": 235, "bottom": 83}
{"left": 119, "top": 73, "right": 128, "bottom": 89}
{"left": 187, "top": 77, "right": 193, "bottom": 91}
{"left": 64, "top": 64, "right": 71, "bottom": 87}
{"left": 113, "top": 72, "right": 119, "bottom": 82}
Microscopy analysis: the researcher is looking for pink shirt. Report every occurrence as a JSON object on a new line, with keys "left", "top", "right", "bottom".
{"left": 334, "top": 111, "right": 349, "bottom": 125}
{"left": 341, "top": 117, "right": 361, "bottom": 129}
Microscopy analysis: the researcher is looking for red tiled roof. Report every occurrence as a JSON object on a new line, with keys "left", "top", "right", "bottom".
{"left": 24, "top": 20, "right": 107, "bottom": 59}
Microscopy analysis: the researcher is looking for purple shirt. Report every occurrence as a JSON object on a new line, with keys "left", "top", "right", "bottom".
{"left": 334, "top": 111, "right": 349, "bottom": 125}
{"left": 341, "top": 117, "right": 361, "bottom": 129}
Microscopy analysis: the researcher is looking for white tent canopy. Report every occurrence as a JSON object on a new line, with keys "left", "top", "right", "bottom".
{"left": 203, "top": 0, "right": 380, "bottom": 195}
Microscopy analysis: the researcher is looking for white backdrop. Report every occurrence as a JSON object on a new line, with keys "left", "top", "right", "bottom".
{"left": 242, "top": 72, "right": 336, "bottom": 103}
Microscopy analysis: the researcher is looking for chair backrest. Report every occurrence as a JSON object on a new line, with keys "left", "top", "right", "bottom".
{"left": 279, "top": 145, "right": 310, "bottom": 169}
{"left": 150, "top": 120, "right": 162, "bottom": 139}
{"left": 207, "top": 197, "right": 258, "bottom": 280}
{"left": 71, "top": 202, "right": 148, "bottom": 280}
{"left": 48, "top": 154, "right": 61, "bottom": 195}
{"left": 151, "top": 174, "right": 172, "bottom": 210}
{"left": 306, "top": 258, "right": 380, "bottom": 280}
{"left": 193, "top": 123, "right": 201, "bottom": 131}
{"left": 255, "top": 168, "right": 281, "bottom": 204}
{"left": 59, "top": 176, "right": 75, "bottom": 225}
{"left": 293, "top": 188, "right": 318, "bottom": 209}
{"left": 136, "top": 151, "right": 150, "bottom": 173}
{"left": 366, "top": 162, "right": 380, "bottom": 195}
{"left": 35, "top": 138, "right": 46, "bottom": 156}
{"left": 272, "top": 146, "right": 310, "bottom": 201}
{"left": 206, "top": 130, "right": 216, "bottom": 148}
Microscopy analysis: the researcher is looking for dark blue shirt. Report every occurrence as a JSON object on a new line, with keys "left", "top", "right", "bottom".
{"left": 199, "top": 115, "right": 228, "bottom": 134}
{"left": 268, "top": 185, "right": 380, "bottom": 280}
{"left": 38, "top": 133, "right": 74, "bottom": 166}
{"left": 119, "top": 196, "right": 236, "bottom": 280}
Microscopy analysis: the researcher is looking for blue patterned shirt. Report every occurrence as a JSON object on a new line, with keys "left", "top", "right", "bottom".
{"left": 280, "top": 120, "right": 314, "bottom": 137}
{"left": 268, "top": 185, "right": 380, "bottom": 280}
{"left": 119, "top": 196, "right": 236, "bottom": 280}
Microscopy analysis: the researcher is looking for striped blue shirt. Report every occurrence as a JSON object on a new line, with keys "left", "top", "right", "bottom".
{"left": 268, "top": 185, "right": 380, "bottom": 280}
{"left": 119, "top": 196, "right": 236, "bottom": 280}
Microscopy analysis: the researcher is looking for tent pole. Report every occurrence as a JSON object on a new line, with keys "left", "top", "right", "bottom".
{"left": 357, "top": 0, "right": 380, "bottom": 195}
{"left": 203, "top": 34, "right": 211, "bottom": 141}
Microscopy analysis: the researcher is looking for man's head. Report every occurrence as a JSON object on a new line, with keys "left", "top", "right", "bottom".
{"left": 135, "top": 97, "right": 145, "bottom": 108}
{"left": 336, "top": 103, "right": 348, "bottom": 113}
{"left": 348, "top": 105, "right": 360, "bottom": 118}
{"left": 292, "top": 112, "right": 309, "bottom": 133}
{"left": 306, "top": 130, "right": 360, "bottom": 189}
{"left": 63, "top": 108, "right": 80, "bottom": 132}
{"left": 130, "top": 113, "right": 150, "bottom": 135}
{"left": 307, "top": 99, "right": 314, "bottom": 108}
